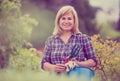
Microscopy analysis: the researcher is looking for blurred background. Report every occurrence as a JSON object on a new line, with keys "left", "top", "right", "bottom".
{"left": 21, "top": 0, "right": 120, "bottom": 49}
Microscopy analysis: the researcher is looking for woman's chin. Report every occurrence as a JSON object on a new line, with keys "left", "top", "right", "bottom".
{"left": 62, "top": 28, "right": 72, "bottom": 31}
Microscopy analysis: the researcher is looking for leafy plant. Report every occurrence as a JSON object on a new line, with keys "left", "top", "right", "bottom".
{"left": 9, "top": 47, "right": 43, "bottom": 72}
{"left": 0, "top": 0, "right": 38, "bottom": 68}
{"left": 91, "top": 34, "right": 120, "bottom": 81}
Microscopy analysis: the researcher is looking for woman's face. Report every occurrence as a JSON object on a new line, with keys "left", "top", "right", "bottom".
{"left": 59, "top": 12, "right": 74, "bottom": 32}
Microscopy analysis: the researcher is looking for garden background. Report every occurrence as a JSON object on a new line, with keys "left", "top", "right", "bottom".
{"left": 0, "top": 0, "right": 120, "bottom": 81}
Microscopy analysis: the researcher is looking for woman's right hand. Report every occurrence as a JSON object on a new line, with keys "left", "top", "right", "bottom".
{"left": 43, "top": 62, "right": 66, "bottom": 73}
{"left": 52, "top": 64, "right": 66, "bottom": 73}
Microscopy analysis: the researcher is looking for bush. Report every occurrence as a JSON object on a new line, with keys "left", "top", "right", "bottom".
{"left": 91, "top": 34, "right": 120, "bottom": 81}
{"left": 0, "top": 0, "right": 38, "bottom": 68}
{"left": 9, "top": 48, "right": 43, "bottom": 71}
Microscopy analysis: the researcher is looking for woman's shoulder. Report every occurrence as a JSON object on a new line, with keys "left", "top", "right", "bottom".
{"left": 46, "top": 35, "right": 58, "bottom": 41}
{"left": 75, "top": 33, "right": 91, "bottom": 40}
{"left": 76, "top": 33, "right": 90, "bottom": 38}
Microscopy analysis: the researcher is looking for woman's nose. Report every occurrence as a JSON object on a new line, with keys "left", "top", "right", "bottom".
{"left": 64, "top": 22, "right": 69, "bottom": 25}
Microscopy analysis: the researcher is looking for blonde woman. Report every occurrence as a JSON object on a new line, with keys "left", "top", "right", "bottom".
{"left": 41, "top": 5, "right": 97, "bottom": 73}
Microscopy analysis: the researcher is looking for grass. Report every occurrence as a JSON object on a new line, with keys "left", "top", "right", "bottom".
{"left": 0, "top": 69, "right": 99, "bottom": 81}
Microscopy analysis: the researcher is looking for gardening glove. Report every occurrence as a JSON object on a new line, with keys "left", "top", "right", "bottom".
{"left": 65, "top": 60, "right": 78, "bottom": 72}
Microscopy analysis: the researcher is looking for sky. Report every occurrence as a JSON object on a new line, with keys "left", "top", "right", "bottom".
{"left": 89, "top": 0, "right": 119, "bottom": 24}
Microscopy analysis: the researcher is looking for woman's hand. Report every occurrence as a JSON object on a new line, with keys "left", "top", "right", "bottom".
{"left": 43, "top": 62, "right": 66, "bottom": 73}
{"left": 52, "top": 64, "right": 66, "bottom": 73}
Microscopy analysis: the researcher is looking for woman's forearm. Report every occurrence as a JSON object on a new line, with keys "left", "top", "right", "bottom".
{"left": 43, "top": 62, "right": 66, "bottom": 72}
{"left": 43, "top": 62, "right": 55, "bottom": 71}
{"left": 77, "top": 59, "right": 96, "bottom": 67}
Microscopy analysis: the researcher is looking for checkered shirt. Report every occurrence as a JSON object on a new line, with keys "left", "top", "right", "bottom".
{"left": 41, "top": 34, "right": 97, "bottom": 69}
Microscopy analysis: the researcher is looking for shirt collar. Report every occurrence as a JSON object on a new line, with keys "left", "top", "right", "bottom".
{"left": 54, "top": 34, "right": 59, "bottom": 39}
{"left": 54, "top": 33, "right": 77, "bottom": 39}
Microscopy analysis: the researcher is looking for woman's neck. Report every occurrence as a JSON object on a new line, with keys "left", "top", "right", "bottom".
{"left": 61, "top": 31, "right": 72, "bottom": 37}
{"left": 60, "top": 31, "right": 72, "bottom": 44}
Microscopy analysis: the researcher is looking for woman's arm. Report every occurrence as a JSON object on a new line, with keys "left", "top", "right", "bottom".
{"left": 43, "top": 62, "right": 55, "bottom": 71}
{"left": 82, "top": 34, "right": 98, "bottom": 66}
{"left": 43, "top": 62, "right": 66, "bottom": 72}
{"left": 76, "top": 59, "right": 96, "bottom": 67}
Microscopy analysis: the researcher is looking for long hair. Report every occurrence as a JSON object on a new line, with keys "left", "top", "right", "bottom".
{"left": 53, "top": 5, "right": 81, "bottom": 35}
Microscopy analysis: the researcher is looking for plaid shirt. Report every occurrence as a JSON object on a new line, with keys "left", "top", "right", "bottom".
{"left": 41, "top": 34, "right": 97, "bottom": 68}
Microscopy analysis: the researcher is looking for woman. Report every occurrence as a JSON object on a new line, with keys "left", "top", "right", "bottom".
{"left": 41, "top": 5, "right": 97, "bottom": 73}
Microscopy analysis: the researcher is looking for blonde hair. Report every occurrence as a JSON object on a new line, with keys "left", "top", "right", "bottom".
{"left": 53, "top": 5, "right": 81, "bottom": 35}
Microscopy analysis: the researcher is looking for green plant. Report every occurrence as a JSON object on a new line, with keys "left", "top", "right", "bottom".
{"left": 9, "top": 48, "right": 43, "bottom": 71}
{"left": 0, "top": 0, "right": 38, "bottom": 68}
{"left": 91, "top": 34, "right": 120, "bottom": 81}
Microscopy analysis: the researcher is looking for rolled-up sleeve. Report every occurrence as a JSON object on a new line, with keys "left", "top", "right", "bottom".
{"left": 83, "top": 35, "right": 97, "bottom": 65}
{"left": 41, "top": 38, "right": 51, "bottom": 69}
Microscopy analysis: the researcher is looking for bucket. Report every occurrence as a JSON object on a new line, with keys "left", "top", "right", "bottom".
{"left": 67, "top": 66, "right": 94, "bottom": 81}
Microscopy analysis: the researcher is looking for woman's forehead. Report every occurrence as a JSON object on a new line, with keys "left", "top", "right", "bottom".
{"left": 61, "top": 12, "right": 73, "bottom": 17}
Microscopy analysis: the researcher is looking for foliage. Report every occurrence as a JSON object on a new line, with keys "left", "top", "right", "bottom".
{"left": 0, "top": 69, "right": 99, "bottom": 81}
{"left": 0, "top": 0, "right": 38, "bottom": 68}
{"left": 9, "top": 47, "right": 43, "bottom": 71}
{"left": 91, "top": 35, "right": 120, "bottom": 81}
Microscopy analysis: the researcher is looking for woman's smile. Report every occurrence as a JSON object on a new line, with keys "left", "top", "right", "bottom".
{"left": 62, "top": 22, "right": 71, "bottom": 26}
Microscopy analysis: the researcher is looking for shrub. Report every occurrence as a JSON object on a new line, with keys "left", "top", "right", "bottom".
{"left": 91, "top": 34, "right": 120, "bottom": 81}
{"left": 9, "top": 48, "right": 43, "bottom": 72}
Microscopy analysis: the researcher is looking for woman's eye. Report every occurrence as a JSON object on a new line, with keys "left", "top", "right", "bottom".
{"left": 62, "top": 17, "right": 66, "bottom": 20}
{"left": 68, "top": 17, "right": 72, "bottom": 20}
